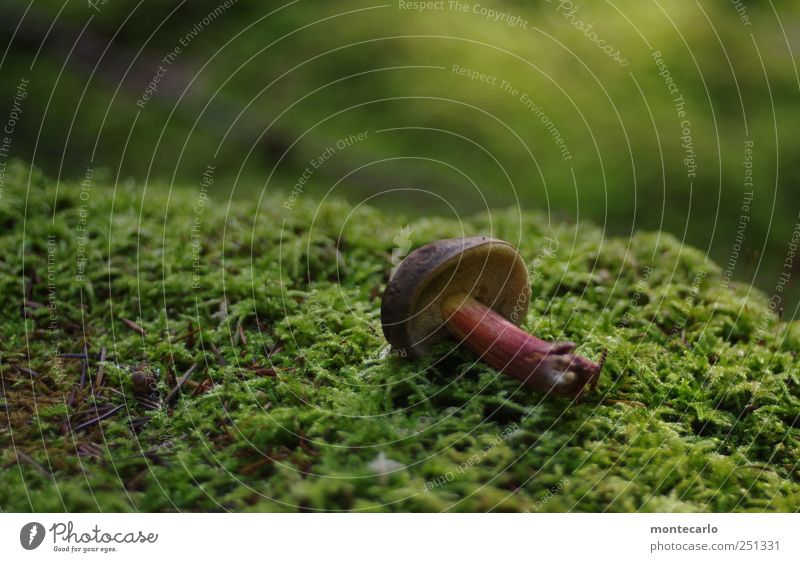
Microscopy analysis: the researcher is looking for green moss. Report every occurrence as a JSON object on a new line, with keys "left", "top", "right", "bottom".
{"left": 0, "top": 161, "right": 798, "bottom": 512}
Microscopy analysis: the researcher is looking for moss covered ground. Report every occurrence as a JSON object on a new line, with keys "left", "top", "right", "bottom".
{"left": 1, "top": 162, "right": 798, "bottom": 512}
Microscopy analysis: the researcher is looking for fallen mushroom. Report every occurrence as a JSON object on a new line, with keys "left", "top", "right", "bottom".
{"left": 381, "top": 237, "right": 601, "bottom": 398}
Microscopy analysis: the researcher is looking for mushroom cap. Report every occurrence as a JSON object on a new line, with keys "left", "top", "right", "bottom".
{"left": 381, "top": 236, "right": 531, "bottom": 358}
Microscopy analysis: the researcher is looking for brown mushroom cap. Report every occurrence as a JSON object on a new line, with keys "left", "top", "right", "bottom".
{"left": 381, "top": 237, "right": 530, "bottom": 358}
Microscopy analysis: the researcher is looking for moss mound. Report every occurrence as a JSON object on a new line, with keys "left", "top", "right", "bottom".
{"left": 1, "top": 162, "right": 798, "bottom": 512}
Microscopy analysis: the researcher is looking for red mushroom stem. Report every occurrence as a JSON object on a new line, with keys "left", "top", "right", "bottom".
{"left": 440, "top": 292, "right": 601, "bottom": 397}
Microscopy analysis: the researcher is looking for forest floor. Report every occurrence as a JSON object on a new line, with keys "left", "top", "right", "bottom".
{"left": 1, "top": 162, "right": 798, "bottom": 512}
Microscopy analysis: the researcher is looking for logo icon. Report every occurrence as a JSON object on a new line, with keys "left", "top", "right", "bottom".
{"left": 20, "top": 522, "right": 45, "bottom": 550}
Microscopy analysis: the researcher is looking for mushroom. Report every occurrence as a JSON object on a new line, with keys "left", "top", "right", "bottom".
{"left": 381, "top": 237, "right": 601, "bottom": 398}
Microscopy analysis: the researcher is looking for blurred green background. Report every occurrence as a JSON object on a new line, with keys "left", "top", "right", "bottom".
{"left": 1, "top": 0, "right": 799, "bottom": 303}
